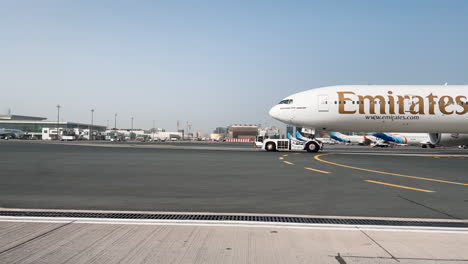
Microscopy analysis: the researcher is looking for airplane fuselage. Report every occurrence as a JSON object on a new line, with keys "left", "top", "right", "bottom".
{"left": 269, "top": 85, "right": 468, "bottom": 133}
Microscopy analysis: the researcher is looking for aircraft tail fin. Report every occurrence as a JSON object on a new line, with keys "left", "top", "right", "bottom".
{"left": 373, "top": 132, "right": 395, "bottom": 142}
{"left": 296, "top": 131, "right": 309, "bottom": 142}
{"left": 287, "top": 132, "right": 302, "bottom": 141}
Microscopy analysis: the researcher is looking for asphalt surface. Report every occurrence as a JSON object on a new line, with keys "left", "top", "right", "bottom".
{"left": 1, "top": 141, "right": 467, "bottom": 219}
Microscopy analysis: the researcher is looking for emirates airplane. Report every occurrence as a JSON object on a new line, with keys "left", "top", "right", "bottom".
{"left": 269, "top": 85, "right": 468, "bottom": 151}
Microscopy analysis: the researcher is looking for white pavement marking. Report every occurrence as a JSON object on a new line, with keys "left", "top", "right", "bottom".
{"left": 0, "top": 217, "right": 467, "bottom": 234}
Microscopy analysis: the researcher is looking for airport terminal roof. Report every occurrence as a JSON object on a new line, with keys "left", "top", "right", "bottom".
{"left": 0, "top": 119, "right": 107, "bottom": 132}
{"left": 0, "top": 114, "right": 106, "bottom": 131}
{"left": 0, "top": 114, "right": 47, "bottom": 121}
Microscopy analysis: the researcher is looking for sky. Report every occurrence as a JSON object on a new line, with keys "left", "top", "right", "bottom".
{"left": 1, "top": 1, "right": 468, "bottom": 132}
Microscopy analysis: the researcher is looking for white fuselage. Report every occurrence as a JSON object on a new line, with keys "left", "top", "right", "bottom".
{"left": 382, "top": 133, "right": 430, "bottom": 145}
{"left": 330, "top": 132, "right": 377, "bottom": 145}
{"left": 269, "top": 85, "right": 468, "bottom": 133}
{"left": 337, "top": 135, "right": 366, "bottom": 144}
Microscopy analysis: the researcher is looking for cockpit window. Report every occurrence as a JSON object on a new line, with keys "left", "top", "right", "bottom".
{"left": 278, "top": 99, "right": 293, "bottom": 104}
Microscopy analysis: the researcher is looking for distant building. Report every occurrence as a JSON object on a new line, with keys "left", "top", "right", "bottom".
{"left": 213, "top": 127, "right": 227, "bottom": 134}
{"left": 210, "top": 127, "right": 227, "bottom": 140}
{"left": 0, "top": 114, "right": 46, "bottom": 121}
{"left": 0, "top": 114, "right": 106, "bottom": 139}
{"left": 178, "top": 129, "right": 185, "bottom": 139}
{"left": 153, "top": 131, "right": 183, "bottom": 141}
{"left": 227, "top": 125, "right": 258, "bottom": 141}
{"left": 196, "top": 131, "right": 209, "bottom": 139}
{"left": 149, "top": 128, "right": 165, "bottom": 133}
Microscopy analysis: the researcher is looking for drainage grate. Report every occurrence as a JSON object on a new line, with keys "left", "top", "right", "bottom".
{"left": 0, "top": 210, "right": 467, "bottom": 228}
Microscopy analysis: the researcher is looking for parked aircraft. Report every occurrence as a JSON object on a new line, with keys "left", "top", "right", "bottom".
{"left": 373, "top": 132, "right": 433, "bottom": 148}
{"left": 330, "top": 132, "right": 377, "bottom": 145}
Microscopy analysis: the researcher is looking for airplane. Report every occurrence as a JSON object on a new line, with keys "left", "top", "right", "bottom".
{"left": 329, "top": 131, "right": 377, "bottom": 145}
{"left": 372, "top": 132, "right": 433, "bottom": 148}
{"left": 269, "top": 85, "right": 468, "bottom": 152}
{"left": 0, "top": 128, "right": 25, "bottom": 139}
{"left": 295, "top": 130, "right": 337, "bottom": 145}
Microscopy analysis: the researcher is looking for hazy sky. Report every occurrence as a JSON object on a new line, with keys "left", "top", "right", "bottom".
{"left": 1, "top": 1, "right": 468, "bottom": 132}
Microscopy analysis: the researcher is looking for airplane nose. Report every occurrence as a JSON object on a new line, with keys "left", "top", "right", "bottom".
{"left": 269, "top": 105, "right": 279, "bottom": 120}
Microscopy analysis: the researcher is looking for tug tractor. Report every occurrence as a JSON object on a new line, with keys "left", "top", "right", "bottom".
{"left": 260, "top": 138, "right": 323, "bottom": 153}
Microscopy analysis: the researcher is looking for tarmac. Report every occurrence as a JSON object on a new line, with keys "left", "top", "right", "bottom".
{"left": 0, "top": 141, "right": 467, "bottom": 219}
{"left": 0, "top": 140, "right": 467, "bottom": 263}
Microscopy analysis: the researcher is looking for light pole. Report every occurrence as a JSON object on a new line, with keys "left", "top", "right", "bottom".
{"left": 114, "top": 113, "right": 117, "bottom": 130}
{"left": 56, "top": 104, "right": 61, "bottom": 140}
{"left": 152, "top": 120, "right": 155, "bottom": 141}
{"left": 90, "top": 109, "right": 94, "bottom": 141}
{"left": 131, "top": 116, "right": 134, "bottom": 140}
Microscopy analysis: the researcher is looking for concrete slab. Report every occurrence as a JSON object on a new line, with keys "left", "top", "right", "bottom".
{"left": 0, "top": 222, "right": 388, "bottom": 264}
{"left": 0, "top": 222, "right": 63, "bottom": 253}
{"left": 0, "top": 219, "right": 467, "bottom": 264}
{"left": 365, "top": 230, "right": 468, "bottom": 261}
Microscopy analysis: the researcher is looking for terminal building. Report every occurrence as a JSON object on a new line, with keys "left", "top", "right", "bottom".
{"left": 209, "top": 125, "right": 260, "bottom": 141}
{"left": 210, "top": 127, "right": 228, "bottom": 140}
{"left": 0, "top": 114, "right": 106, "bottom": 139}
{"left": 213, "top": 127, "right": 227, "bottom": 134}
{"left": 227, "top": 125, "right": 258, "bottom": 141}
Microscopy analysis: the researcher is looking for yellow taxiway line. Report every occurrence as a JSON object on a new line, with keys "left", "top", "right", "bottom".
{"left": 314, "top": 154, "right": 468, "bottom": 186}
{"left": 432, "top": 155, "right": 467, "bottom": 159}
{"left": 365, "top": 180, "right": 435, "bottom": 193}
{"left": 304, "top": 167, "right": 331, "bottom": 174}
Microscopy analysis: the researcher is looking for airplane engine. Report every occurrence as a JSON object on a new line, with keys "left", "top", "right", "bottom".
{"left": 429, "top": 133, "right": 468, "bottom": 147}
